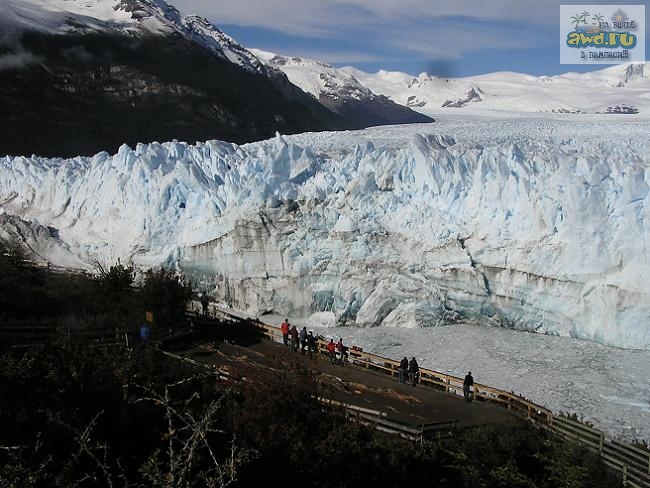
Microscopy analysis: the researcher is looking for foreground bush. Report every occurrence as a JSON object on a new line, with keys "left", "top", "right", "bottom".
{"left": 0, "top": 342, "right": 624, "bottom": 488}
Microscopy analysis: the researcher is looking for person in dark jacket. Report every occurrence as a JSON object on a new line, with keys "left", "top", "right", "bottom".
{"left": 289, "top": 325, "right": 299, "bottom": 352}
{"left": 336, "top": 338, "right": 347, "bottom": 365}
{"left": 463, "top": 371, "right": 474, "bottom": 402}
{"left": 299, "top": 327, "right": 308, "bottom": 354}
{"left": 408, "top": 357, "right": 419, "bottom": 386}
{"left": 200, "top": 292, "right": 209, "bottom": 316}
{"left": 307, "top": 331, "right": 317, "bottom": 359}
{"left": 398, "top": 356, "right": 409, "bottom": 384}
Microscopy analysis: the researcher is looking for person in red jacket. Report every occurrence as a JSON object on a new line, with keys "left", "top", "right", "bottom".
{"left": 326, "top": 339, "right": 336, "bottom": 364}
{"left": 280, "top": 318, "right": 290, "bottom": 347}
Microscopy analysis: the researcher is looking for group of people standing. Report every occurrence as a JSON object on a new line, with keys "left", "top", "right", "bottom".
{"left": 398, "top": 356, "right": 475, "bottom": 401}
{"left": 281, "top": 319, "right": 349, "bottom": 363}
{"left": 281, "top": 318, "right": 475, "bottom": 401}
{"left": 398, "top": 356, "right": 420, "bottom": 386}
{"left": 280, "top": 319, "right": 320, "bottom": 358}
{"left": 326, "top": 338, "right": 347, "bottom": 365}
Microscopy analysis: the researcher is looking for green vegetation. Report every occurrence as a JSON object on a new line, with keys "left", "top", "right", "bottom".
{"left": 0, "top": 243, "right": 625, "bottom": 487}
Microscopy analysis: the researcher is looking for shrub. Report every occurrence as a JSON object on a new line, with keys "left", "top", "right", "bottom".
{"left": 139, "top": 268, "right": 192, "bottom": 330}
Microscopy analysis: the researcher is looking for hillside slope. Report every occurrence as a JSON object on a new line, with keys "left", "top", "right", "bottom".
{"left": 0, "top": 0, "right": 339, "bottom": 157}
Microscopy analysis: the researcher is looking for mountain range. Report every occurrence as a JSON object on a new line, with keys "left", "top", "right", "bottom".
{"left": 253, "top": 49, "right": 649, "bottom": 116}
{"left": 0, "top": 0, "right": 431, "bottom": 158}
{"left": 2, "top": 0, "right": 648, "bottom": 159}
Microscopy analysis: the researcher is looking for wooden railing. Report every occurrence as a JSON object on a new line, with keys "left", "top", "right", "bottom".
{"left": 148, "top": 323, "right": 194, "bottom": 347}
{"left": 194, "top": 302, "right": 649, "bottom": 488}
{"left": 0, "top": 322, "right": 130, "bottom": 348}
{"left": 317, "top": 397, "right": 457, "bottom": 443}
{"left": 548, "top": 416, "right": 650, "bottom": 488}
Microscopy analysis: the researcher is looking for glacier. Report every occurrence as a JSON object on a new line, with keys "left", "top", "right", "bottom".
{"left": 1, "top": 113, "right": 649, "bottom": 351}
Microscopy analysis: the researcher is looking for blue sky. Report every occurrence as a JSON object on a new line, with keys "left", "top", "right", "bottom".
{"left": 172, "top": 0, "right": 649, "bottom": 77}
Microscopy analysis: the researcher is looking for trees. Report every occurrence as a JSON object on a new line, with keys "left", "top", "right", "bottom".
{"left": 0, "top": 343, "right": 244, "bottom": 488}
{"left": 99, "top": 261, "right": 135, "bottom": 301}
{"left": 0, "top": 240, "right": 48, "bottom": 319}
{"left": 139, "top": 268, "right": 192, "bottom": 331}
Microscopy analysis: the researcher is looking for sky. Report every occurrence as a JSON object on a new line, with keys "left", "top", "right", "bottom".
{"left": 170, "top": 0, "right": 649, "bottom": 77}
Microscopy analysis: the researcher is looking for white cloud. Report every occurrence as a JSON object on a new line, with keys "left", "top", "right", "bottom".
{"left": 172, "top": 0, "right": 344, "bottom": 37}
{"left": 0, "top": 50, "right": 41, "bottom": 71}
{"left": 372, "top": 18, "right": 543, "bottom": 59}
{"left": 170, "top": 0, "right": 646, "bottom": 62}
{"left": 171, "top": 0, "right": 612, "bottom": 33}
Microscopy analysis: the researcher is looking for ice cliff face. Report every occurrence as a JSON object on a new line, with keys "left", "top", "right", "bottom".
{"left": 1, "top": 115, "right": 649, "bottom": 350}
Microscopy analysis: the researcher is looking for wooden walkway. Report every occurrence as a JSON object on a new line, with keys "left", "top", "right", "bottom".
{"left": 170, "top": 306, "right": 650, "bottom": 487}
{"left": 168, "top": 320, "right": 519, "bottom": 439}
{"left": 4, "top": 299, "right": 648, "bottom": 486}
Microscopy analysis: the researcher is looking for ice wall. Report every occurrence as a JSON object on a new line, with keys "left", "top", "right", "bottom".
{"left": 1, "top": 117, "right": 648, "bottom": 349}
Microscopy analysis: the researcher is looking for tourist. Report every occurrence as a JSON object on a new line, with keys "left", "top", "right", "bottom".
{"left": 336, "top": 338, "right": 346, "bottom": 365}
{"left": 327, "top": 339, "right": 336, "bottom": 363}
{"left": 464, "top": 371, "right": 474, "bottom": 402}
{"left": 281, "top": 318, "right": 290, "bottom": 346}
{"left": 200, "top": 292, "right": 209, "bottom": 316}
{"left": 289, "top": 325, "right": 299, "bottom": 352}
{"left": 398, "top": 356, "right": 408, "bottom": 384}
{"left": 408, "top": 357, "right": 419, "bottom": 386}
{"left": 307, "top": 331, "right": 317, "bottom": 359}
{"left": 299, "top": 326, "right": 308, "bottom": 354}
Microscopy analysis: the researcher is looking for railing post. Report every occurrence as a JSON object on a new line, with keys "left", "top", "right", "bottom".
{"left": 598, "top": 432, "right": 604, "bottom": 454}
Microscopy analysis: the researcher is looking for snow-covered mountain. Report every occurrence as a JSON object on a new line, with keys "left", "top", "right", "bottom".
{"left": 341, "top": 63, "right": 650, "bottom": 115}
{"left": 2, "top": 114, "right": 649, "bottom": 351}
{"left": 1, "top": 0, "right": 345, "bottom": 157}
{"left": 251, "top": 49, "right": 432, "bottom": 127}
{"left": 2, "top": 0, "right": 265, "bottom": 73}
{"left": 0, "top": 0, "right": 431, "bottom": 158}
{"left": 255, "top": 45, "right": 649, "bottom": 115}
